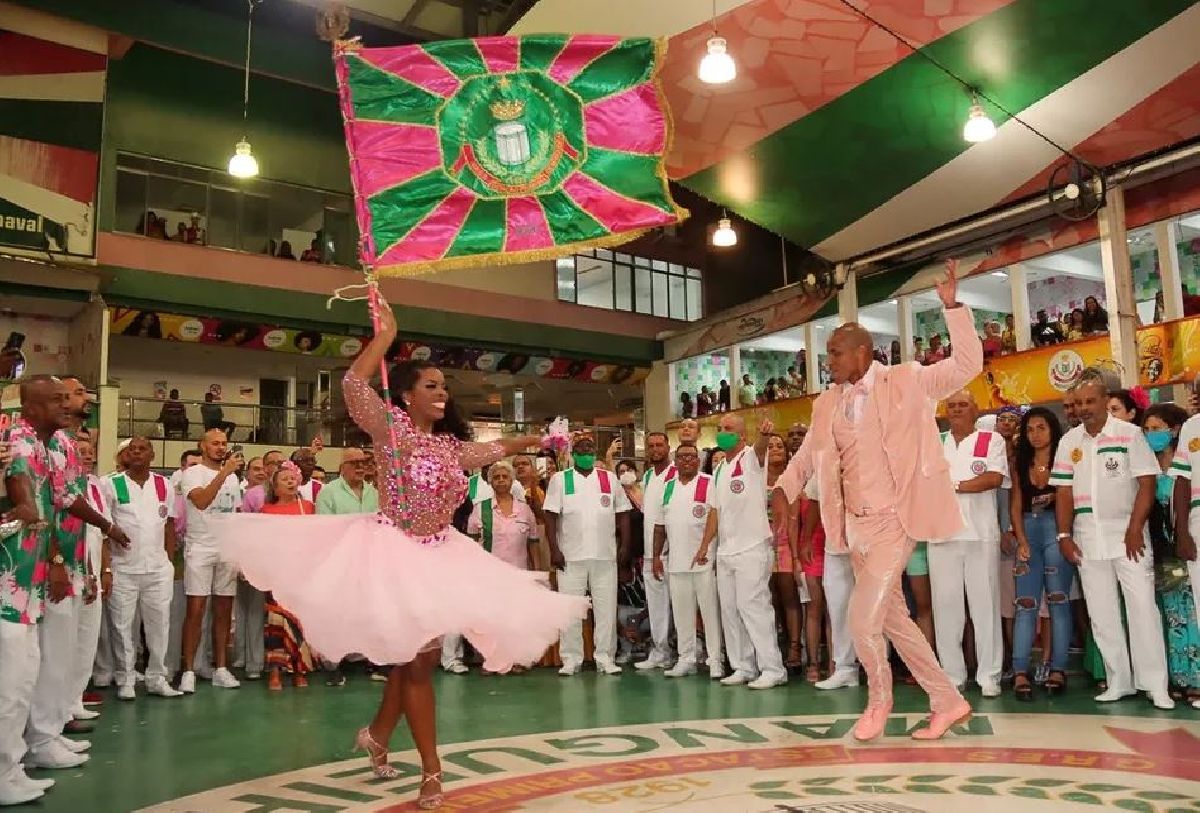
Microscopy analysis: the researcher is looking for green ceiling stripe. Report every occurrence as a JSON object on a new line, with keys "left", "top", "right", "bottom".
{"left": 681, "top": 0, "right": 1194, "bottom": 251}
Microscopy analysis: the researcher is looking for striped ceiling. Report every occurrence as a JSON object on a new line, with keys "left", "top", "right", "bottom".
{"left": 513, "top": 0, "right": 1200, "bottom": 262}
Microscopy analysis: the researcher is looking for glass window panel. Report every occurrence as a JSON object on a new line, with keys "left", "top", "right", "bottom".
{"left": 207, "top": 187, "right": 239, "bottom": 250}
{"left": 635, "top": 256, "right": 651, "bottom": 267}
{"left": 635, "top": 266, "right": 653, "bottom": 314}
{"left": 595, "top": 248, "right": 612, "bottom": 260}
{"left": 241, "top": 193, "right": 270, "bottom": 254}
{"left": 652, "top": 259, "right": 668, "bottom": 271}
{"left": 653, "top": 272, "right": 668, "bottom": 317}
{"left": 669, "top": 263, "right": 684, "bottom": 276}
{"left": 270, "top": 186, "right": 325, "bottom": 260}
{"left": 146, "top": 175, "right": 208, "bottom": 242}
{"left": 576, "top": 255, "right": 613, "bottom": 309}
{"left": 614, "top": 252, "right": 632, "bottom": 264}
{"left": 687, "top": 267, "right": 702, "bottom": 279}
{"left": 669, "top": 275, "right": 687, "bottom": 319}
{"left": 614, "top": 264, "right": 632, "bottom": 311}
{"left": 556, "top": 257, "right": 576, "bottom": 301}
{"left": 322, "top": 207, "right": 356, "bottom": 266}
{"left": 687, "top": 278, "right": 702, "bottom": 321}
{"left": 114, "top": 169, "right": 148, "bottom": 235}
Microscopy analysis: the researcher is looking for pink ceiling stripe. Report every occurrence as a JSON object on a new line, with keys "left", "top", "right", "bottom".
{"left": 547, "top": 35, "right": 622, "bottom": 86}
{"left": 475, "top": 36, "right": 520, "bottom": 75}
{"left": 377, "top": 187, "right": 477, "bottom": 265}
{"left": 348, "top": 120, "right": 442, "bottom": 199}
{"left": 585, "top": 84, "right": 666, "bottom": 154}
{"left": 503, "top": 197, "right": 555, "bottom": 253}
{"left": 561, "top": 172, "right": 673, "bottom": 232}
{"left": 360, "top": 46, "right": 461, "bottom": 98}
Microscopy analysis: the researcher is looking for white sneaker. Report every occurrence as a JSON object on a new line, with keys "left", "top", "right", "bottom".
{"left": 14, "top": 772, "right": 54, "bottom": 793}
{"left": 443, "top": 661, "right": 469, "bottom": 675}
{"left": 720, "top": 671, "right": 754, "bottom": 686}
{"left": 1149, "top": 691, "right": 1176, "bottom": 710}
{"left": 709, "top": 664, "right": 727, "bottom": 680}
{"left": 748, "top": 673, "right": 787, "bottom": 690}
{"left": 596, "top": 660, "right": 623, "bottom": 676}
{"left": 211, "top": 667, "right": 241, "bottom": 689}
{"left": 1095, "top": 687, "right": 1137, "bottom": 703}
{"left": 117, "top": 683, "right": 136, "bottom": 701}
{"left": 0, "top": 781, "right": 43, "bottom": 806}
{"left": 178, "top": 671, "right": 196, "bottom": 694}
{"left": 25, "top": 741, "right": 88, "bottom": 769}
{"left": 980, "top": 681, "right": 1002, "bottom": 698}
{"left": 634, "top": 654, "right": 668, "bottom": 671}
{"left": 815, "top": 670, "right": 860, "bottom": 690}
{"left": 147, "top": 677, "right": 183, "bottom": 698}
{"left": 558, "top": 664, "right": 580, "bottom": 677}
{"left": 73, "top": 707, "right": 99, "bottom": 721}
{"left": 56, "top": 736, "right": 90, "bottom": 754}
{"left": 134, "top": 671, "right": 146, "bottom": 683}
{"left": 664, "top": 661, "right": 697, "bottom": 678}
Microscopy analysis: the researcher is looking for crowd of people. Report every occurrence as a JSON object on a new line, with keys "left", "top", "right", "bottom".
{"left": 2, "top": 286, "right": 1197, "bottom": 807}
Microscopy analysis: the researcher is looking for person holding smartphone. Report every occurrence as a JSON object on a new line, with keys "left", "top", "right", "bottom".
{"left": 176, "top": 429, "right": 244, "bottom": 694}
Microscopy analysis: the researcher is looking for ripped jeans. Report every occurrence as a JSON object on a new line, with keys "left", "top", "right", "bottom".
{"left": 1012, "top": 510, "right": 1077, "bottom": 674}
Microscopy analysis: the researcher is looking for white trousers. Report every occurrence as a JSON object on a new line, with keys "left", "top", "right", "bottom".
{"left": 70, "top": 537, "right": 104, "bottom": 705}
{"left": 166, "top": 579, "right": 186, "bottom": 677}
{"left": 0, "top": 622, "right": 39, "bottom": 785}
{"left": 716, "top": 544, "right": 785, "bottom": 680}
{"left": 669, "top": 569, "right": 722, "bottom": 669}
{"left": 92, "top": 600, "right": 116, "bottom": 683}
{"left": 441, "top": 634, "right": 464, "bottom": 668}
{"left": 1078, "top": 554, "right": 1169, "bottom": 696}
{"left": 927, "top": 537, "right": 1003, "bottom": 687}
{"left": 558, "top": 559, "right": 617, "bottom": 668}
{"left": 641, "top": 562, "right": 673, "bottom": 660}
{"left": 110, "top": 567, "right": 174, "bottom": 684}
{"left": 25, "top": 594, "right": 79, "bottom": 751}
{"left": 822, "top": 551, "right": 859, "bottom": 675}
{"left": 233, "top": 580, "right": 266, "bottom": 674}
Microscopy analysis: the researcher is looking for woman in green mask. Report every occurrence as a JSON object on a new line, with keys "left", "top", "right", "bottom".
{"left": 1143, "top": 402, "right": 1200, "bottom": 704}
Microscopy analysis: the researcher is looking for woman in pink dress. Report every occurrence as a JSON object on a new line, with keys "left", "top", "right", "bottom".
{"left": 765, "top": 433, "right": 803, "bottom": 669}
{"left": 213, "top": 302, "right": 589, "bottom": 809}
{"left": 467, "top": 461, "right": 538, "bottom": 571}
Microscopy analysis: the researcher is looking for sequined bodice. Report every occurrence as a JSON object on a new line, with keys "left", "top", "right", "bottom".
{"left": 343, "top": 372, "right": 504, "bottom": 539}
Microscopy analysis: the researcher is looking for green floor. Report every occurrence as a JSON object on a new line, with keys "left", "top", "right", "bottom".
{"left": 30, "top": 667, "right": 1200, "bottom": 812}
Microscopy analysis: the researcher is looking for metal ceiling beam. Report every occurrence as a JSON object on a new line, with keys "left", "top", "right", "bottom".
{"left": 400, "top": 0, "right": 431, "bottom": 26}
{"left": 496, "top": 0, "right": 537, "bottom": 33}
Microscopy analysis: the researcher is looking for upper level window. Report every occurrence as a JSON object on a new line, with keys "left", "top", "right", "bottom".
{"left": 113, "top": 153, "right": 358, "bottom": 267}
{"left": 556, "top": 249, "right": 703, "bottom": 321}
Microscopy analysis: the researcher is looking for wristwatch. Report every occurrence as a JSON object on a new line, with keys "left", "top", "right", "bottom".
{"left": 51, "top": 553, "right": 65, "bottom": 566}
{"left": 1055, "top": 532, "right": 1072, "bottom": 541}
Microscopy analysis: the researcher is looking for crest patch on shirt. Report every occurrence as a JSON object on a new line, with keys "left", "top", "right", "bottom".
{"left": 1190, "top": 438, "right": 1200, "bottom": 453}
{"left": 970, "top": 460, "right": 987, "bottom": 476}
{"left": 1070, "top": 448, "right": 1083, "bottom": 464}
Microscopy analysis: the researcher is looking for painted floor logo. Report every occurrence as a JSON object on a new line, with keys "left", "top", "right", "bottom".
{"left": 145, "top": 714, "right": 1200, "bottom": 812}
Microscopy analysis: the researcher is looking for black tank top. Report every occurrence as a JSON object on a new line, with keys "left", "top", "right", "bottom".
{"left": 1020, "top": 468, "right": 1056, "bottom": 513}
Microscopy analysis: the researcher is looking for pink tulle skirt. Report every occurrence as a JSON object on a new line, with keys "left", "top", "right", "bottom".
{"left": 210, "top": 513, "right": 589, "bottom": 671}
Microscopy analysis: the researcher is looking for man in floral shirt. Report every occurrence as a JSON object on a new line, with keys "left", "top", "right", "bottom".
{"left": 0, "top": 377, "right": 127, "bottom": 804}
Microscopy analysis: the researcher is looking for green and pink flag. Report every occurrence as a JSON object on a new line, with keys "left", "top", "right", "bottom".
{"left": 333, "top": 35, "right": 687, "bottom": 276}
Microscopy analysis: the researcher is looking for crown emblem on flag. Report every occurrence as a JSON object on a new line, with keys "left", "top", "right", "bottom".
{"left": 490, "top": 99, "right": 525, "bottom": 121}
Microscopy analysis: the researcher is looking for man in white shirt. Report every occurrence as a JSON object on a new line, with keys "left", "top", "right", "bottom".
{"left": 544, "top": 434, "right": 632, "bottom": 676}
{"left": 636, "top": 432, "right": 675, "bottom": 671}
{"left": 291, "top": 446, "right": 323, "bottom": 503}
{"left": 651, "top": 442, "right": 723, "bottom": 678}
{"left": 929, "top": 390, "right": 1008, "bottom": 696}
{"left": 178, "top": 429, "right": 244, "bottom": 693}
{"left": 232, "top": 449, "right": 280, "bottom": 682}
{"left": 696, "top": 414, "right": 786, "bottom": 689}
{"left": 1052, "top": 377, "right": 1172, "bottom": 710}
{"left": 1170, "top": 413, "right": 1200, "bottom": 710}
{"left": 101, "top": 437, "right": 183, "bottom": 701}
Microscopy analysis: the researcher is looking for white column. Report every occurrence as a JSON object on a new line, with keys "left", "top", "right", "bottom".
{"left": 729, "top": 344, "right": 743, "bottom": 401}
{"left": 804, "top": 323, "right": 823, "bottom": 393}
{"left": 96, "top": 384, "right": 120, "bottom": 476}
{"left": 837, "top": 264, "right": 857, "bottom": 324}
{"left": 898, "top": 296, "right": 915, "bottom": 363}
{"left": 643, "top": 360, "right": 671, "bottom": 431}
{"left": 1009, "top": 263, "right": 1033, "bottom": 351}
{"left": 1156, "top": 219, "right": 1184, "bottom": 320}
{"left": 1097, "top": 187, "right": 1138, "bottom": 387}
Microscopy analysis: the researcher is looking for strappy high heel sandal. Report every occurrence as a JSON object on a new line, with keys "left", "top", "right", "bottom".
{"left": 1045, "top": 670, "right": 1067, "bottom": 697}
{"left": 353, "top": 727, "right": 400, "bottom": 779}
{"left": 1013, "top": 672, "right": 1033, "bottom": 701}
{"left": 418, "top": 770, "right": 444, "bottom": 809}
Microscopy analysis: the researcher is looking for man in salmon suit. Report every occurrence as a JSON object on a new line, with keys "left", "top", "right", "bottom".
{"left": 773, "top": 261, "right": 979, "bottom": 741}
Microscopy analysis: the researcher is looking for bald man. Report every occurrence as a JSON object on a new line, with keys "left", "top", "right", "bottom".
{"left": 929, "top": 390, "right": 1008, "bottom": 696}
{"left": 677, "top": 419, "right": 699, "bottom": 447}
{"left": 774, "top": 263, "right": 979, "bottom": 741}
